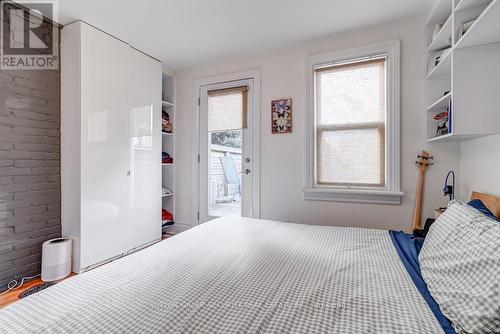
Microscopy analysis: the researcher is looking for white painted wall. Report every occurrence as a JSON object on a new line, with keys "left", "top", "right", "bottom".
{"left": 460, "top": 134, "right": 500, "bottom": 200}
{"left": 174, "top": 15, "right": 461, "bottom": 232}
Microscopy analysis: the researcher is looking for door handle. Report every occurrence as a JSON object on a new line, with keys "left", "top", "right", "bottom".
{"left": 240, "top": 168, "right": 251, "bottom": 175}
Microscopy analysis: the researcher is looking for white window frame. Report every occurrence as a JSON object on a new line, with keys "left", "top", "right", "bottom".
{"left": 304, "top": 41, "right": 403, "bottom": 205}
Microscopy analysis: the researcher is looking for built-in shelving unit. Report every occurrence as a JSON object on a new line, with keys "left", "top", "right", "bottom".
{"left": 425, "top": 0, "right": 500, "bottom": 142}
{"left": 161, "top": 72, "right": 175, "bottom": 234}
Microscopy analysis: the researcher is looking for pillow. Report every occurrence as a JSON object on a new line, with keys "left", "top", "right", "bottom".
{"left": 467, "top": 199, "right": 499, "bottom": 221}
{"left": 419, "top": 201, "right": 500, "bottom": 334}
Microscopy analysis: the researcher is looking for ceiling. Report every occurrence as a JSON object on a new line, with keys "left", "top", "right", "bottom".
{"left": 54, "top": 0, "right": 434, "bottom": 70}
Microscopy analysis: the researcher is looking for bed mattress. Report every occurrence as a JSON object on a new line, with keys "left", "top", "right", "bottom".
{"left": 0, "top": 217, "right": 445, "bottom": 333}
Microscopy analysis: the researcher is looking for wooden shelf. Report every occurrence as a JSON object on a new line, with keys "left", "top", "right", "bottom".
{"left": 455, "top": 0, "right": 500, "bottom": 49}
{"left": 162, "top": 100, "right": 174, "bottom": 107}
{"left": 456, "top": 0, "right": 492, "bottom": 11}
{"left": 427, "top": 14, "right": 452, "bottom": 52}
{"left": 162, "top": 132, "right": 174, "bottom": 136}
{"left": 162, "top": 163, "right": 173, "bottom": 166}
{"left": 427, "top": 92, "right": 451, "bottom": 112}
{"left": 162, "top": 193, "right": 173, "bottom": 198}
{"left": 427, "top": 49, "right": 452, "bottom": 79}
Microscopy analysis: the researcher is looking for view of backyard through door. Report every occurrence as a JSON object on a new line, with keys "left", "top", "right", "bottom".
{"left": 210, "top": 129, "right": 242, "bottom": 217}
{"left": 199, "top": 79, "right": 254, "bottom": 222}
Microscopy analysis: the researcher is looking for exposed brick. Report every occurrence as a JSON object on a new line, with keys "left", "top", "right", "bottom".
{"left": 0, "top": 143, "right": 13, "bottom": 151}
{"left": 10, "top": 109, "right": 49, "bottom": 121}
{"left": 0, "top": 199, "right": 31, "bottom": 211}
{"left": 47, "top": 129, "right": 60, "bottom": 137}
{"left": 0, "top": 167, "right": 31, "bottom": 176}
{"left": 0, "top": 19, "right": 60, "bottom": 290}
{"left": 14, "top": 189, "right": 59, "bottom": 200}
{"left": 0, "top": 244, "right": 13, "bottom": 255}
{"left": 47, "top": 218, "right": 60, "bottom": 226}
{"left": 0, "top": 151, "right": 60, "bottom": 160}
{"left": 31, "top": 182, "right": 60, "bottom": 191}
{"left": 13, "top": 77, "right": 49, "bottom": 91}
{"left": 0, "top": 176, "right": 13, "bottom": 185}
{"left": 14, "top": 221, "right": 48, "bottom": 233}
{"left": 0, "top": 261, "right": 12, "bottom": 271}
{"left": 0, "top": 124, "right": 13, "bottom": 134}
{"left": 0, "top": 227, "right": 14, "bottom": 242}
{"left": 14, "top": 143, "right": 59, "bottom": 153}
{"left": 0, "top": 160, "right": 14, "bottom": 167}
{"left": 31, "top": 210, "right": 60, "bottom": 223}
{"left": 14, "top": 175, "right": 50, "bottom": 184}
{"left": 12, "top": 253, "right": 41, "bottom": 267}
{"left": 0, "top": 263, "right": 37, "bottom": 281}
{"left": 14, "top": 205, "right": 47, "bottom": 218}
{"left": 0, "top": 183, "right": 31, "bottom": 193}
{"left": 32, "top": 167, "right": 60, "bottom": 175}
{"left": 15, "top": 160, "right": 59, "bottom": 168}
{"left": 0, "top": 211, "right": 13, "bottom": 220}
{"left": 12, "top": 118, "right": 60, "bottom": 130}
{"left": 0, "top": 216, "right": 30, "bottom": 228}
{"left": 30, "top": 196, "right": 56, "bottom": 206}
{"left": 10, "top": 133, "right": 59, "bottom": 145}
{"left": 13, "top": 126, "right": 48, "bottom": 136}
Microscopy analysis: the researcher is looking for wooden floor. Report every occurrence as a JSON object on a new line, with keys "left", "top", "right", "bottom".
{"left": 0, "top": 277, "right": 48, "bottom": 309}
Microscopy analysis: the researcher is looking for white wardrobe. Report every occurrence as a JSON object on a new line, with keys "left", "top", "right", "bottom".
{"left": 61, "top": 21, "right": 162, "bottom": 273}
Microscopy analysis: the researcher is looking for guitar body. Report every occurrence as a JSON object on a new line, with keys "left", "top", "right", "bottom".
{"left": 412, "top": 151, "right": 433, "bottom": 232}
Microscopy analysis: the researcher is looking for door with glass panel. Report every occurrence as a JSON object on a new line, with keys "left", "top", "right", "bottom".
{"left": 199, "top": 79, "right": 254, "bottom": 223}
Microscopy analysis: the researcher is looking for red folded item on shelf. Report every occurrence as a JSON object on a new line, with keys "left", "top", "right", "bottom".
{"left": 162, "top": 209, "right": 173, "bottom": 221}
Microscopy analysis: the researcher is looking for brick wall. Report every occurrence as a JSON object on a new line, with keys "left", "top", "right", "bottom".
{"left": 0, "top": 66, "right": 61, "bottom": 290}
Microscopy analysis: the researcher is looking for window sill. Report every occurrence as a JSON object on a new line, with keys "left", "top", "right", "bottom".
{"left": 303, "top": 187, "right": 404, "bottom": 205}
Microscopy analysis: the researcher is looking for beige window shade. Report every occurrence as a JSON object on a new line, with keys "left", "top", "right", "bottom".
{"left": 208, "top": 86, "right": 248, "bottom": 132}
{"left": 315, "top": 56, "right": 386, "bottom": 187}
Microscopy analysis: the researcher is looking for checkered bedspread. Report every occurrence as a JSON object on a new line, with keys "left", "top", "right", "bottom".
{"left": 0, "top": 218, "right": 444, "bottom": 333}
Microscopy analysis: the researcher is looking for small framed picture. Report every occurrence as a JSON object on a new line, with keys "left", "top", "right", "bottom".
{"left": 271, "top": 98, "right": 292, "bottom": 134}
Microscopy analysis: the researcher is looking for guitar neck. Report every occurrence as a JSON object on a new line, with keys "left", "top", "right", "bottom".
{"left": 412, "top": 168, "right": 426, "bottom": 231}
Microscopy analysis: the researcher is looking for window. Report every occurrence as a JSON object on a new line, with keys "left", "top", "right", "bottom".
{"left": 305, "top": 41, "right": 403, "bottom": 204}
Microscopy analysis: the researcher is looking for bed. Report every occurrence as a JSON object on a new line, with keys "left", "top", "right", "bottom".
{"left": 0, "top": 193, "right": 498, "bottom": 333}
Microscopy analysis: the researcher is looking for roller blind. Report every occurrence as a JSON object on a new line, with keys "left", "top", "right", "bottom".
{"left": 315, "top": 56, "right": 386, "bottom": 187}
{"left": 208, "top": 86, "right": 248, "bottom": 132}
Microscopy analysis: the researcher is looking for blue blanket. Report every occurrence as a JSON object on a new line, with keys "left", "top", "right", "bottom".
{"left": 389, "top": 231, "right": 456, "bottom": 334}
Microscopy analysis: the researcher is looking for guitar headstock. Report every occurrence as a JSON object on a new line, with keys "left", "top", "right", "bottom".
{"left": 415, "top": 150, "right": 433, "bottom": 172}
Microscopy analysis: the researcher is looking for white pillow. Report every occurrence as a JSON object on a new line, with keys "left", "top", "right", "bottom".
{"left": 419, "top": 201, "right": 500, "bottom": 334}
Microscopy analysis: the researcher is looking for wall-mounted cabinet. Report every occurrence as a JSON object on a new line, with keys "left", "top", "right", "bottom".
{"left": 425, "top": 0, "right": 500, "bottom": 142}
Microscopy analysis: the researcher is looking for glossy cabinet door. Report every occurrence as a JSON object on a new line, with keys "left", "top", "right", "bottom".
{"left": 79, "top": 23, "right": 131, "bottom": 268}
{"left": 128, "top": 48, "right": 162, "bottom": 250}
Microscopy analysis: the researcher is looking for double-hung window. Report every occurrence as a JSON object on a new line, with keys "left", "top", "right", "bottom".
{"left": 305, "top": 41, "right": 403, "bottom": 204}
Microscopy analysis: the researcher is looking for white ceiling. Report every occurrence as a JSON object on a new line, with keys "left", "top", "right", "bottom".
{"left": 55, "top": 0, "right": 434, "bottom": 69}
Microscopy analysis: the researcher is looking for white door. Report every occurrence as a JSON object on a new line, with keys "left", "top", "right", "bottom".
{"left": 80, "top": 23, "right": 131, "bottom": 268}
{"left": 199, "top": 79, "right": 254, "bottom": 223}
{"left": 128, "top": 48, "right": 162, "bottom": 250}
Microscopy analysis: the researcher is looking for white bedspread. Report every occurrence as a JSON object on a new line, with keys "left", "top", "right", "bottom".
{"left": 0, "top": 218, "right": 444, "bottom": 333}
